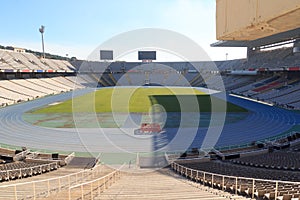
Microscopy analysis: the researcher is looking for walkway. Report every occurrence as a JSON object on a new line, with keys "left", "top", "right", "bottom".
{"left": 95, "top": 168, "right": 248, "bottom": 200}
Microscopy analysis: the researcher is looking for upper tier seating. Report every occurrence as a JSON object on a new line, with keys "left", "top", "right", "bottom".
{"left": 0, "top": 49, "right": 75, "bottom": 71}
{"left": 0, "top": 49, "right": 26, "bottom": 69}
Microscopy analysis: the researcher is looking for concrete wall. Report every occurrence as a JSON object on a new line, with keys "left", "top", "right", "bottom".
{"left": 216, "top": 0, "right": 300, "bottom": 40}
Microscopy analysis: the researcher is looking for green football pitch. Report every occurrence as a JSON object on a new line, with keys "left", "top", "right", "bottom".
{"left": 30, "top": 87, "right": 247, "bottom": 114}
{"left": 24, "top": 87, "right": 247, "bottom": 128}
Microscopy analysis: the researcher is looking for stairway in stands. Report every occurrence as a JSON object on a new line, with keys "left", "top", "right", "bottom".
{"left": 95, "top": 168, "right": 248, "bottom": 200}
{"left": 41, "top": 165, "right": 113, "bottom": 200}
{"left": 66, "top": 156, "right": 98, "bottom": 169}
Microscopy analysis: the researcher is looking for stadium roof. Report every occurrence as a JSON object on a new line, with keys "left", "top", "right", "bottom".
{"left": 211, "top": 27, "right": 300, "bottom": 48}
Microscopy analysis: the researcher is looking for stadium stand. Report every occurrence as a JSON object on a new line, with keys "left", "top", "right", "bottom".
{"left": 229, "top": 151, "right": 300, "bottom": 171}
{"left": 172, "top": 162, "right": 300, "bottom": 200}
{"left": 0, "top": 145, "right": 121, "bottom": 199}
{"left": 0, "top": 49, "right": 26, "bottom": 70}
{"left": 210, "top": 47, "right": 300, "bottom": 71}
{"left": 66, "top": 157, "right": 98, "bottom": 169}
{"left": 7, "top": 50, "right": 39, "bottom": 70}
{"left": 251, "top": 79, "right": 300, "bottom": 100}
{"left": 171, "top": 134, "right": 300, "bottom": 198}
{"left": 108, "top": 73, "right": 118, "bottom": 85}
{"left": 0, "top": 76, "right": 83, "bottom": 107}
{"left": 27, "top": 78, "right": 66, "bottom": 93}
{"left": 0, "top": 83, "right": 32, "bottom": 103}
{"left": 0, "top": 49, "right": 76, "bottom": 71}
{"left": 64, "top": 75, "right": 91, "bottom": 87}
{"left": 0, "top": 80, "right": 39, "bottom": 99}
{"left": 0, "top": 48, "right": 86, "bottom": 108}
{"left": 0, "top": 164, "right": 119, "bottom": 200}
{"left": 0, "top": 19, "right": 300, "bottom": 200}
{"left": 51, "top": 76, "right": 84, "bottom": 89}
{"left": 0, "top": 161, "right": 60, "bottom": 181}
{"left": 21, "top": 51, "right": 49, "bottom": 70}
{"left": 0, "top": 147, "right": 72, "bottom": 183}
{"left": 125, "top": 73, "right": 134, "bottom": 85}
{"left": 68, "top": 51, "right": 300, "bottom": 110}
{"left": 232, "top": 77, "right": 300, "bottom": 109}
{"left": 2, "top": 1, "right": 300, "bottom": 199}
{"left": 12, "top": 79, "right": 55, "bottom": 95}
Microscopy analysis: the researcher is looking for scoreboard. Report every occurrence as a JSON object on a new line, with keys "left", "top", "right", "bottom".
{"left": 100, "top": 50, "right": 113, "bottom": 60}
{"left": 138, "top": 51, "right": 156, "bottom": 60}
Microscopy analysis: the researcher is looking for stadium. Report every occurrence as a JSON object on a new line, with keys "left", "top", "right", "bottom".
{"left": 0, "top": 0, "right": 300, "bottom": 199}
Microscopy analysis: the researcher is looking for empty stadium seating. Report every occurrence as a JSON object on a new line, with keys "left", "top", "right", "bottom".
{"left": 0, "top": 76, "right": 85, "bottom": 107}
{"left": 172, "top": 162, "right": 300, "bottom": 200}
{"left": 214, "top": 47, "right": 299, "bottom": 71}
{"left": 172, "top": 138, "right": 300, "bottom": 199}
{"left": 229, "top": 151, "right": 300, "bottom": 171}
{"left": 0, "top": 49, "right": 75, "bottom": 71}
{"left": 1, "top": 44, "right": 300, "bottom": 199}
{"left": 0, "top": 161, "right": 60, "bottom": 181}
{"left": 0, "top": 148, "right": 74, "bottom": 183}
{"left": 0, "top": 48, "right": 87, "bottom": 107}
{"left": 0, "top": 164, "right": 116, "bottom": 200}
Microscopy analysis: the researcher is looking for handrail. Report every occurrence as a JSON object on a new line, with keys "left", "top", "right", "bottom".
{"left": 70, "top": 164, "right": 124, "bottom": 189}
{"left": 171, "top": 162, "right": 300, "bottom": 199}
{"left": 25, "top": 158, "right": 60, "bottom": 162}
{"left": 13, "top": 149, "right": 30, "bottom": 161}
{"left": 172, "top": 162, "right": 300, "bottom": 184}
{"left": 0, "top": 164, "right": 102, "bottom": 188}
{"left": 64, "top": 152, "right": 75, "bottom": 165}
{"left": 0, "top": 164, "right": 104, "bottom": 200}
{"left": 68, "top": 164, "right": 125, "bottom": 200}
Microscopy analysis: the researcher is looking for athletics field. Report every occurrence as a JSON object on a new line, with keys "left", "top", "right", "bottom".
{"left": 23, "top": 87, "right": 247, "bottom": 128}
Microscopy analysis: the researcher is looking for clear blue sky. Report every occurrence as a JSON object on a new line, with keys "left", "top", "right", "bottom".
{"left": 0, "top": 0, "right": 246, "bottom": 60}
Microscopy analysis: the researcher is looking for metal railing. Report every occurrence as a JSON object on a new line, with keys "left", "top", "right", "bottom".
{"left": 171, "top": 162, "right": 300, "bottom": 199}
{"left": 68, "top": 164, "right": 124, "bottom": 200}
{"left": 64, "top": 152, "right": 75, "bottom": 165}
{"left": 0, "top": 164, "right": 104, "bottom": 200}
{"left": 13, "top": 149, "right": 30, "bottom": 161}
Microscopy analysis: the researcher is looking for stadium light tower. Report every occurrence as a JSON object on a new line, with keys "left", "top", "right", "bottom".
{"left": 39, "top": 25, "right": 45, "bottom": 59}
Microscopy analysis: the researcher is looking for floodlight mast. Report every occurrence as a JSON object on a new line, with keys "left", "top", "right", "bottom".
{"left": 39, "top": 25, "right": 45, "bottom": 59}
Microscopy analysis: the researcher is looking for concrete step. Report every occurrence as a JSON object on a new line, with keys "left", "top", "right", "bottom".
{"left": 94, "top": 168, "right": 240, "bottom": 200}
